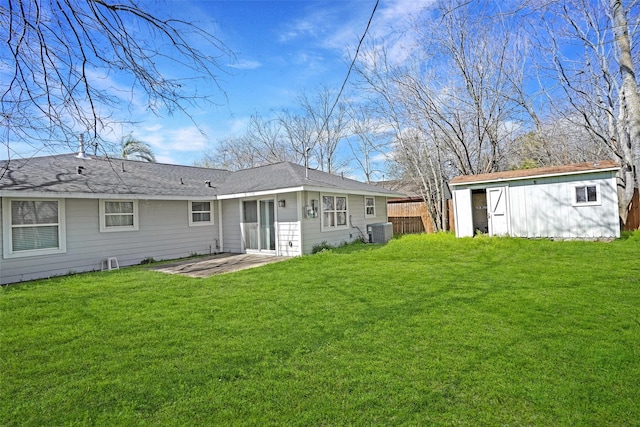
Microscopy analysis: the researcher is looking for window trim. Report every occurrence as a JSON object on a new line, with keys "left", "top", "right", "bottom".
{"left": 189, "top": 200, "right": 214, "bottom": 226}
{"left": 2, "top": 198, "right": 67, "bottom": 259}
{"left": 573, "top": 184, "right": 601, "bottom": 207}
{"left": 99, "top": 199, "right": 139, "bottom": 232}
{"left": 321, "top": 194, "right": 349, "bottom": 231}
{"left": 365, "top": 196, "right": 376, "bottom": 218}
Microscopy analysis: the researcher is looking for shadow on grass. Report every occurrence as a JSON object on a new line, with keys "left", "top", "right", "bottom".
{"left": 618, "top": 230, "right": 640, "bottom": 241}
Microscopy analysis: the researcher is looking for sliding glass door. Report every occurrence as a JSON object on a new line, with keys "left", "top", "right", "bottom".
{"left": 242, "top": 199, "right": 275, "bottom": 252}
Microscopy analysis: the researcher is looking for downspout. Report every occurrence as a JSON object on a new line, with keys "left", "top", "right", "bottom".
{"left": 274, "top": 196, "right": 280, "bottom": 256}
{"left": 297, "top": 191, "right": 304, "bottom": 256}
{"left": 218, "top": 200, "right": 224, "bottom": 252}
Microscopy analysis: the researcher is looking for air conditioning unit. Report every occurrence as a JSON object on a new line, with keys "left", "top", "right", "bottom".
{"left": 366, "top": 222, "right": 393, "bottom": 244}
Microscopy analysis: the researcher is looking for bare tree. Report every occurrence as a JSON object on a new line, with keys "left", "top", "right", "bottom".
{"left": 535, "top": 0, "right": 638, "bottom": 224}
{"left": 345, "top": 104, "right": 388, "bottom": 183}
{"left": 195, "top": 135, "right": 260, "bottom": 171}
{"left": 354, "top": 43, "right": 452, "bottom": 231}
{"left": 277, "top": 109, "right": 317, "bottom": 168}
{"left": 246, "top": 113, "right": 296, "bottom": 164}
{"left": 299, "top": 86, "right": 350, "bottom": 173}
{"left": 611, "top": 0, "right": 640, "bottom": 195}
{"left": 353, "top": 1, "right": 535, "bottom": 231}
{"left": 1, "top": 0, "right": 232, "bottom": 160}
{"left": 509, "top": 115, "right": 611, "bottom": 169}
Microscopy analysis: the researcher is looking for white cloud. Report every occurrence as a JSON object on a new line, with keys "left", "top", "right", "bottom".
{"left": 278, "top": 15, "right": 321, "bottom": 43}
{"left": 228, "top": 59, "right": 262, "bottom": 70}
{"left": 280, "top": 0, "right": 437, "bottom": 68}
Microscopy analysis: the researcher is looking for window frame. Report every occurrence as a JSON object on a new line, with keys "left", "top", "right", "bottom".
{"left": 2, "top": 198, "right": 67, "bottom": 259}
{"left": 573, "top": 184, "right": 601, "bottom": 207}
{"left": 321, "top": 194, "right": 349, "bottom": 231}
{"left": 365, "top": 196, "right": 376, "bottom": 218}
{"left": 189, "top": 200, "right": 214, "bottom": 226}
{"left": 99, "top": 199, "right": 139, "bottom": 232}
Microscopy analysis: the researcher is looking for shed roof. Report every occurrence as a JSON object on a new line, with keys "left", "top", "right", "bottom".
{"left": 449, "top": 160, "right": 619, "bottom": 186}
{"left": 0, "top": 154, "right": 402, "bottom": 199}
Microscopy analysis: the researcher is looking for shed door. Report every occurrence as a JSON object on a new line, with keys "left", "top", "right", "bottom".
{"left": 453, "top": 188, "right": 474, "bottom": 237}
{"left": 487, "top": 187, "right": 509, "bottom": 236}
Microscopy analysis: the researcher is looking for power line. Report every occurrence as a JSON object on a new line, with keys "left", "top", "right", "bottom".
{"left": 314, "top": 0, "right": 379, "bottom": 160}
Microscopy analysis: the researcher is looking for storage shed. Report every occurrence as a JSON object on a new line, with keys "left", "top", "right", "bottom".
{"left": 450, "top": 161, "right": 620, "bottom": 239}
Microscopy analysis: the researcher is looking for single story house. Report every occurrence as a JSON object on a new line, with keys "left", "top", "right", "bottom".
{"left": 450, "top": 160, "right": 620, "bottom": 239}
{"left": 0, "top": 153, "right": 401, "bottom": 285}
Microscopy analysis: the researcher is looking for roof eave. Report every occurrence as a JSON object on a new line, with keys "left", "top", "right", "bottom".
{"left": 449, "top": 166, "right": 619, "bottom": 187}
{"left": 216, "top": 185, "right": 403, "bottom": 199}
{"left": 0, "top": 190, "right": 220, "bottom": 200}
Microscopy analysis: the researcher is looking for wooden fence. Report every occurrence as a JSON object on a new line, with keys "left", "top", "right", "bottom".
{"left": 624, "top": 188, "right": 640, "bottom": 231}
{"left": 387, "top": 199, "right": 455, "bottom": 235}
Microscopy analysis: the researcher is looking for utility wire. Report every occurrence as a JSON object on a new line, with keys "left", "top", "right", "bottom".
{"left": 313, "top": 0, "right": 379, "bottom": 161}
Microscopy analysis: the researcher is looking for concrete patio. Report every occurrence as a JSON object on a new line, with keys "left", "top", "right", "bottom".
{"left": 149, "top": 253, "right": 290, "bottom": 278}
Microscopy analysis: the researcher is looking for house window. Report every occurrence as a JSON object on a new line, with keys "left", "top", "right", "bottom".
{"left": 322, "top": 195, "right": 348, "bottom": 230}
{"left": 574, "top": 185, "right": 600, "bottom": 206}
{"left": 2, "top": 198, "right": 66, "bottom": 258}
{"left": 189, "top": 201, "right": 213, "bottom": 226}
{"left": 365, "top": 197, "right": 376, "bottom": 218}
{"left": 100, "top": 200, "right": 138, "bottom": 232}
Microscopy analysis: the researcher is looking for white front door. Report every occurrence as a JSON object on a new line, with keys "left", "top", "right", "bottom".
{"left": 487, "top": 187, "right": 509, "bottom": 236}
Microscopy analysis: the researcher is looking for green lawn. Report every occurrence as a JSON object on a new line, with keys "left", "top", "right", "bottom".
{"left": 2, "top": 233, "right": 640, "bottom": 426}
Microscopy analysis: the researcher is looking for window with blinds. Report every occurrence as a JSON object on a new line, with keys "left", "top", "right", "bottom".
{"left": 100, "top": 200, "right": 138, "bottom": 231}
{"left": 2, "top": 199, "right": 66, "bottom": 258}
{"left": 189, "top": 201, "right": 213, "bottom": 226}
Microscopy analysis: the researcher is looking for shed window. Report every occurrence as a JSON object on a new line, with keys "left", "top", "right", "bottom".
{"left": 322, "top": 195, "right": 348, "bottom": 230}
{"left": 365, "top": 197, "right": 375, "bottom": 218}
{"left": 574, "top": 185, "right": 599, "bottom": 205}
{"left": 100, "top": 200, "right": 138, "bottom": 232}
{"left": 189, "top": 201, "right": 213, "bottom": 226}
{"left": 2, "top": 198, "right": 66, "bottom": 258}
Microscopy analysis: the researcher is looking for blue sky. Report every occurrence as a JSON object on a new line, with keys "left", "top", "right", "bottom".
{"left": 103, "top": 0, "right": 433, "bottom": 166}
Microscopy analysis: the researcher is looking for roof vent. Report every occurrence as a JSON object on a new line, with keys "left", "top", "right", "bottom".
{"left": 205, "top": 180, "right": 211, "bottom": 187}
{"left": 76, "top": 134, "right": 90, "bottom": 159}
{"left": 77, "top": 166, "right": 85, "bottom": 175}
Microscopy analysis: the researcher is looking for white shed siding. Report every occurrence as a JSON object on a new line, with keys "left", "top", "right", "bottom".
{"left": 452, "top": 170, "right": 619, "bottom": 239}
{"left": 221, "top": 199, "right": 242, "bottom": 253}
{"left": 506, "top": 173, "right": 619, "bottom": 238}
{"left": 0, "top": 198, "right": 221, "bottom": 285}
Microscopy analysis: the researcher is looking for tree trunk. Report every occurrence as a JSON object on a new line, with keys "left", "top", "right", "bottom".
{"left": 611, "top": 0, "right": 640, "bottom": 201}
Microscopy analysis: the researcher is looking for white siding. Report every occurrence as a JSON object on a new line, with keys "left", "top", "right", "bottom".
{"left": 505, "top": 173, "right": 619, "bottom": 238}
{"left": 300, "top": 192, "right": 388, "bottom": 253}
{"left": 221, "top": 199, "right": 242, "bottom": 253}
{"left": 276, "top": 192, "right": 301, "bottom": 257}
{"left": 0, "top": 198, "right": 221, "bottom": 285}
{"left": 452, "top": 170, "right": 620, "bottom": 239}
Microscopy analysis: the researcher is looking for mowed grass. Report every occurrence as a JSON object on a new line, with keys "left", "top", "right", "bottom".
{"left": 2, "top": 233, "right": 640, "bottom": 426}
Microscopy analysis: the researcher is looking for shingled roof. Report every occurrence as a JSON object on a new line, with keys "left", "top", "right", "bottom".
{"left": 0, "top": 154, "right": 402, "bottom": 199}
{"left": 216, "top": 161, "right": 399, "bottom": 197}
{"left": 449, "top": 160, "right": 619, "bottom": 186}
